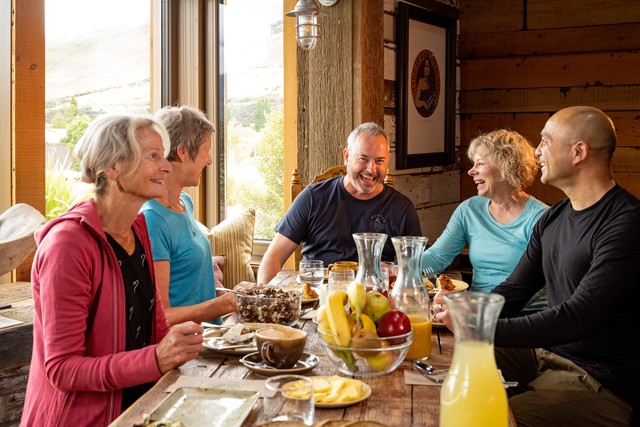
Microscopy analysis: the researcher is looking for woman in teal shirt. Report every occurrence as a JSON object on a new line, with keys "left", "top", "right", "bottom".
{"left": 422, "top": 129, "right": 548, "bottom": 311}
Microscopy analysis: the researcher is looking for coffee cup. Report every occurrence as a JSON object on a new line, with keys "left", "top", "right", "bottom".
{"left": 327, "top": 260, "right": 358, "bottom": 273}
{"left": 256, "top": 326, "right": 307, "bottom": 369}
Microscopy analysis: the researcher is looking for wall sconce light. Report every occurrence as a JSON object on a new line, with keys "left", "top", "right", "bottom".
{"left": 285, "top": 0, "right": 330, "bottom": 51}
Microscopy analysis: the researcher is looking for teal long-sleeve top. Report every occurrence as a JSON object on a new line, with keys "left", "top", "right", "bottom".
{"left": 422, "top": 195, "right": 548, "bottom": 310}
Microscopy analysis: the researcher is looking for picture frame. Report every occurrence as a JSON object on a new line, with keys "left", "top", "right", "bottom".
{"left": 395, "top": 1, "right": 458, "bottom": 169}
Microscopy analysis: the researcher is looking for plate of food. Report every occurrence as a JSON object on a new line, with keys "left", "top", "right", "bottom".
{"left": 310, "top": 376, "right": 372, "bottom": 408}
{"left": 137, "top": 387, "right": 259, "bottom": 427}
{"left": 202, "top": 323, "right": 257, "bottom": 355}
{"left": 202, "top": 322, "right": 286, "bottom": 355}
{"left": 240, "top": 352, "right": 320, "bottom": 377}
{"left": 424, "top": 274, "right": 469, "bottom": 297}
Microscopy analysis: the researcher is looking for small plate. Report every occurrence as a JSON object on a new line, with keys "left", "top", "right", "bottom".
{"left": 302, "top": 297, "right": 319, "bottom": 305}
{"left": 432, "top": 319, "right": 447, "bottom": 329}
{"left": 310, "top": 376, "right": 372, "bottom": 408}
{"left": 427, "top": 278, "right": 469, "bottom": 297}
{"left": 240, "top": 352, "right": 319, "bottom": 377}
{"left": 149, "top": 387, "right": 259, "bottom": 426}
{"left": 202, "top": 323, "right": 287, "bottom": 355}
{"left": 202, "top": 328, "right": 254, "bottom": 354}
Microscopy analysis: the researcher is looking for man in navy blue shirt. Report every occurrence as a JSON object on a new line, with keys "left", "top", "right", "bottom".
{"left": 257, "top": 122, "right": 421, "bottom": 285}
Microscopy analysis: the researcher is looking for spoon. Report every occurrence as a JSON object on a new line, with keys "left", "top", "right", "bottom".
{"left": 412, "top": 360, "right": 519, "bottom": 388}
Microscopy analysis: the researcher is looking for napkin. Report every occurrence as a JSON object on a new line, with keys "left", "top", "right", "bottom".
{"left": 301, "top": 309, "right": 317, "bottom": 320}
{"left": 167, "top": 375, "right": 266, "bottom": 396}
{"left": 0, "top": 315, "right": 23, "bottom": 331}
{"left": 404, "top": 369, "right": 446, "bottom": 386}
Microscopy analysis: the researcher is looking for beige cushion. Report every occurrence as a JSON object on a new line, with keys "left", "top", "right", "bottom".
{"left": 200, "top": 208, "right": 256, "bottom": 289}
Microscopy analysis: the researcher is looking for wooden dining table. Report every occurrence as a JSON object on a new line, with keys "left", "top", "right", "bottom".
{"left": 109, "top": 315, "right": 516, "bottom": 427}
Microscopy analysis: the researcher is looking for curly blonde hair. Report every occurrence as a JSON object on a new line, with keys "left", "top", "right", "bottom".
{"left": 467, "top": 129, "right": 539, "bottom": 189}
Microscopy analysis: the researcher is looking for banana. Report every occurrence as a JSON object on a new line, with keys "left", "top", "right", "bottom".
{"left": 316, "top": 305, "right": 335, "bottom": 344}
{"left": 318, "top": 298, "right": 356, "bottom": 371}
{"left": 347, "top": 281, "right": 367, "bottom": 323}
{"left": 326, "top": 290, "right": 351, "bottom": 347}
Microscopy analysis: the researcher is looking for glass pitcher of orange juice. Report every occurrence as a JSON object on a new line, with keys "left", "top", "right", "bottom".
{"left": 389, "top": 236, "right": 432, "bottom": 360}
{"left": 440, "top": 291, "right": 508, "bottom": 427}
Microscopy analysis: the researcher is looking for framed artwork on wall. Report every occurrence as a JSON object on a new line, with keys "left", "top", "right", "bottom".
{"left": 395, "top": 1, "right": 458, "bottom": 169}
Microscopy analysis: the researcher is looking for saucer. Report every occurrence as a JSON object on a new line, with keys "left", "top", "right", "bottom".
{"left": 240, "top": 352, "right": 319, "bottom": 377}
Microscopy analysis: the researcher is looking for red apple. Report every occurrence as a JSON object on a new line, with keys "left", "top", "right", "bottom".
{"left": 377, "top": 310, "right": 411, "bottom": 344}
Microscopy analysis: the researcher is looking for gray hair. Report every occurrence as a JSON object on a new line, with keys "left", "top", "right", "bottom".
{"left": 467, "top": 129, "right": 539, "bottom": 189}
{"left": 346, "top": 122, "right": 389, "bottom": 151}
{"left": 153, "top": 105, "right": 214, "bottom": 161}
{"left": 74, "top": 114, "right": 170, "bottom": 196}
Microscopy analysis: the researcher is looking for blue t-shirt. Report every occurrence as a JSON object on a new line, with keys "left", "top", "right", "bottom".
{"left": 141, "top": 193, "right": 218, "bottom": 317}
{"left": 276, "top": 176, "right": 422, "bottom": 266}
{"left": 422, "top": 195, "right": 548, "bottom": 309}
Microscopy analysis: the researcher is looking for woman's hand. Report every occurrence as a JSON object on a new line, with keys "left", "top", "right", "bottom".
{"left": 233, "top": 281, "right": 258, "bottom": 293}
{"left": 432, "top": 290, "right": 454, "bottom": 331}
{"left": 155, "top": 321, "right": 203, "bottom": 374}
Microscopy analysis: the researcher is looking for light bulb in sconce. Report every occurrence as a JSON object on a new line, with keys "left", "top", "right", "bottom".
{"left": 285, "top": 0, "right": 327, "bottom": 51}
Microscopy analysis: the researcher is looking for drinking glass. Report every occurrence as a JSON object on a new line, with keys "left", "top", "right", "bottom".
{"left": 297, "top": 260, "right": 324, "bottom": 288}
{"left": 319, "top": 269, "right": 355, "bottom": 306}
{"left": 260, "top": 374, "right": 315, "bottom": 425}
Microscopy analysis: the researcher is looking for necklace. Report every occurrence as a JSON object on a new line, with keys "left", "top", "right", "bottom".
{"left": 162, "top": 198, "right": 185, "bottom": 213}
{"left": 161, "top": 198, "right": 196, "bottom": 237}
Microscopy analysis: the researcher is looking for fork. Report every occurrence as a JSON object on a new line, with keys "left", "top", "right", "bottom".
{"left": 423, "top": 266, "right": 438, "bottom": 288}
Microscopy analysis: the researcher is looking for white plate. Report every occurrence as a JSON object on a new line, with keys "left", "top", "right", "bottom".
{"left": 426, "top": 278, "right": 469, "bottom": 297}
{"left": 149, "top": 387, "right": 259, "bottom": 427}
{"left": 240, "top": 352, "right": 320, "bottom": 377}
{"left": 202, "top": 328, "right": 257, "bottom": 355}
{"left": 310, "top": 376, "right": 372, "bottom": 408}
{"left": 302, "top": 297, "right": 319, "bottom": 305}
{"left": 202, "top": 323, "right": 300, "bottom": 355}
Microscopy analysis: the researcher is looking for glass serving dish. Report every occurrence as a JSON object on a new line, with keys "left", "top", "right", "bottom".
{"left": 317, "top": 329, "right": 412, "bottom": 377}
{"left": 236, "top": 287, "right": 302, "bottom": 326}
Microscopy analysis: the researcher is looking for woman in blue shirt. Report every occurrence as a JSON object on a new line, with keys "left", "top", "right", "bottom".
{"left": 142, "top": 105, "right": 254, "bottom": 325}
{"left": 422, "top": 129, "right": 548, "bottom": 310}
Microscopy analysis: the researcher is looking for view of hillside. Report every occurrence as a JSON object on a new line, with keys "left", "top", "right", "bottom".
{"left": 46, "top": 24, "right": 151, "bottom": 118}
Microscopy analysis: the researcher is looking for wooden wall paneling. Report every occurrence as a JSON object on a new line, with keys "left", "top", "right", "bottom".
{"left": 460, "top": 86, "right": 640, "bottom": 114}
{"left": 612, "top": 147, "right": 640, "bottom": 173}
{"left": 459, "top": 112, "right": 550, "bottom": 147}
{"left": 527, "top": 0, "right": 640, "bottom": 30}
{"left": 461, "top": 51, "right": 640, "bottom": 90}
{"left": 614, "top": 172, "right": 640, "bottom": 197}
{"left": 459, "top": 0, "right": 524, "bottom": 34}
{"left": 14, "top": 0, "right": 45, "bottom": 281}
{"left": 460, "top": 112, "right": 640, "bottom": 148}
{"left": 459, "top": 23, "right": 640, "bottom": 59}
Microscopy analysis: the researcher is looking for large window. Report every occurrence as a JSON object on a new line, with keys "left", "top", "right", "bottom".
{"left": 45, "top": 0, "right": 151, "bottom": 219}
{"left": 217, "top": 0, "right": 284, "bottom": 240}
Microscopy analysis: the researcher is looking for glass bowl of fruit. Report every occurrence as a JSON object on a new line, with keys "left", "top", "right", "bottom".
{"left": 316, "top": 285, "right": 413, "bottom": 376}
{"left": 317, "top": 328, "right": 412, "bottom": 377}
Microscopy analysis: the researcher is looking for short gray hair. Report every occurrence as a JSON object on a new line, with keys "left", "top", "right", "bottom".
{"left": 467, "top": 129, "right": 539, "bottom": 189}
{"left": 347, "top": 122, "right": 389, "bottom": 151}
{"left": 74, "top": 114, "right": 170, "bottom": 196}
{"left": 153, "top": 105, "right": 214, "bottom": 161}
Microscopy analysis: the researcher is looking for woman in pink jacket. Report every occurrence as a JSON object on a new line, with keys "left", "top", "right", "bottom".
{"left": 21, "top": 114, "right": 204, "bottom": 427}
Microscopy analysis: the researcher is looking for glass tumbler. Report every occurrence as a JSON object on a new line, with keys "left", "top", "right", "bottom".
{"left": 320, "top": 269, "right": 355, "bottom": 307}
{"left": 261, "top": 374, "right": 315, "bottom": 425}
{"left": 297, "top": 260, "right": 324, "bottom": 288}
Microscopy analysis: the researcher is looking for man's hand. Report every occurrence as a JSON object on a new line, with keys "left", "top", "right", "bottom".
{"left": 155, "top": 321, "right": 204, "bottom": 374}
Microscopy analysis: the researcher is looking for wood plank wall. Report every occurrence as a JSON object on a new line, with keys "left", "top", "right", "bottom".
{"left": 458, "top": 0, "right": 640, "bottom": 205}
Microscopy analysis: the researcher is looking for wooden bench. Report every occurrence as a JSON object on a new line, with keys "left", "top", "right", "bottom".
{"left": 0, "top": 281, "right": 34, "bottom": 427}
